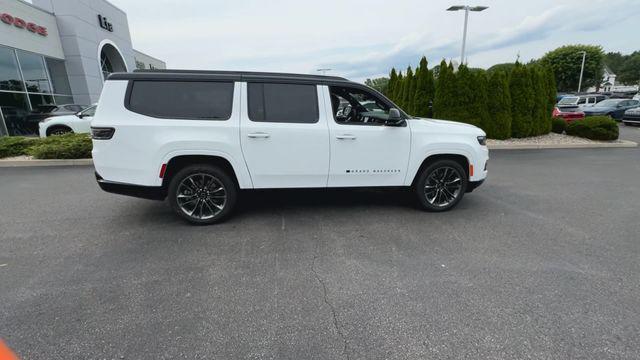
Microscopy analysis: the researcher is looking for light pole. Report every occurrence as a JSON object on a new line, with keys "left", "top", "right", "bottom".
{"left": 577, "top": 51, "right": 586, "bottom": 93}
{"left": 317, "top": 68, "right": 332, "bottom": 76}
{"left": 446, "top": 5, "right": 488, "bottom": 65}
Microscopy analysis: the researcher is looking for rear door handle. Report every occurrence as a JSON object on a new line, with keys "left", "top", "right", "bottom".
{"left": 336, "top": 134, "right": 356, "bottom": 140}
{"left": 247, "top": 132, "right": 270, "bottom": 139}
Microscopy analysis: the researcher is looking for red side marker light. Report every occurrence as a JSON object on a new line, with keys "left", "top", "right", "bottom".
{"left": 159, "top": 164, "right": 167, "bottom": 178}
{"left": 469, "top": 164, "right": 474, "bottom": 177}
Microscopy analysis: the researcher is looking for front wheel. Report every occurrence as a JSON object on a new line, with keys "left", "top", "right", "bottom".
{"left": 168, "top": 165, "right": 237, "bottom": 225}
{"left": 414, "top": 160, "right": 467, "bottom": 212}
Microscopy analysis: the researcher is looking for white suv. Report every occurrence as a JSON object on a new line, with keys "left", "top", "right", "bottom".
{"left": 91, "top": 71, "right": 488, "bottom": 224}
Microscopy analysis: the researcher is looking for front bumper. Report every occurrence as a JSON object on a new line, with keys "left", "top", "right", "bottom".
{"left": 96, "top": 172, "right": 165, "bottom": 200}
{"left": 466, "top": 179, "right": 485, "bottom": 193}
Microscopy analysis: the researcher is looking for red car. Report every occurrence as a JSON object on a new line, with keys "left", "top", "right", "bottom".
{"left": 552, "top": 107, "right": 585, "bottom": 123}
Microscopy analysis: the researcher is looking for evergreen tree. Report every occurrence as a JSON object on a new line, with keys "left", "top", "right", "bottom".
{"left": 395, "top": 72, "right": 406, "bottom": 107}
{"left": 530, "top": 67, "right": 548, "bottom": 135}
{"left": 387, "top": 68, "right": 398, "bottom": 98}
{"left": 543, "top": 66, "right": 557, "bottom": 134}
{"left": 401, "top": 66, "right": 414, "bottom": 112}
{"left": 405, "top": 67, "right": 417, "bottom": 114}
{"left": 453, "top": 65, "right": 477, "bottom": 125}
{"left": 509, "top": 64, "right": 534, "bottom": 138}
{"left": 413, "top": 56, "right": 435, "bottom": 118}
{"left": 473, "top": 70, "right": 491, "bottom": 131}
{"left": 485, "top": 71, "right": 512, "bottom": 139}
{"left": 433, "top": 60, "right": 456, "bottom": 120}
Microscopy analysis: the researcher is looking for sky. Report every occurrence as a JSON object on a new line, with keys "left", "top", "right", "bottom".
{"left": 106, "top": 0, "right": 640, "bottom": 82}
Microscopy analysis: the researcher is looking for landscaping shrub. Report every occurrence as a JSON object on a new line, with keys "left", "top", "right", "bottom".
{"left": 0, "top": 136, "right": 35, "bottom": 158}
{"left": 551, "top": 117, "right": 566, "bottom": 134}
{"left": 27, "top": 133, "right": 93, "bottom": 159}
{"left": 566, "top": 116, "right": 618, "bottom": 140}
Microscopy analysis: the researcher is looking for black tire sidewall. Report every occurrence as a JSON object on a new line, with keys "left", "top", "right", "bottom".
{"left": 415, "top": 159, "right": 468, "bottom": 212}
{"left": 168, "top": 165, "right": 237, "bottom": 225}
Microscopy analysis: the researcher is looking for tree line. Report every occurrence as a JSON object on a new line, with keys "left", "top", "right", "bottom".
{"left": 381, "top": 56, "right": 557, "bottom": 139}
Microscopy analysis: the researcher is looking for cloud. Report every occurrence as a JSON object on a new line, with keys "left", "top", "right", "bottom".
{"left": 105, "top": 0, "right": 639, "bottom": 81}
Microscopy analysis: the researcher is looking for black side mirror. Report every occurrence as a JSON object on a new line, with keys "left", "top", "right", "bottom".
{"left": 386, "top": 108, "right": 404, "bottom": 126}
{"left": 76, "top": 112, "right": 84, "bottom": 118}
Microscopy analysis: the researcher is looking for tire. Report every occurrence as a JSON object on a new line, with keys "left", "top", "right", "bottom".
{"left": 47, "top": 126, "right": 73, "bottom": 136}
{"left": 414, "top": 159, "right": 468, "bottom": 212}
{"left": 168, "top": 164, "right": 237, "bottom": 225}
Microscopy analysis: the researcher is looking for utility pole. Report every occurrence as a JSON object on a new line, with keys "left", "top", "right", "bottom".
{"left": 578, "top": 51, "right": 586, "bottom": 93}
{"left": 317, "top": 68, "right": 332, "bottom": 76}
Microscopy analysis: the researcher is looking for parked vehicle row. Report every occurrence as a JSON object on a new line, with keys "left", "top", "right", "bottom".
{"left": 554, "top": 93, "right": 640, "bottom": 124}
{"left": 91, "top": 70, "right": 489, "bottom": 224}
{"left": 583, "top": 99, "right": 640, "bottom": 120}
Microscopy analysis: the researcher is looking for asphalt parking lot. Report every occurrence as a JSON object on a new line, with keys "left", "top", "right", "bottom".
{"left": 1, "top": 126, "right": 640, "bottom": 359}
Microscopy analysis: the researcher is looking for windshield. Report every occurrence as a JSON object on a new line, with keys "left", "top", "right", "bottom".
{"left": 80, "top": 105, "right": 97, "bottom": 117}
{"left": 558, "top": 97, "right": 578, "bottom": 105}
{"left": 31, "top": 105, "right": 58, "bottom": 113}
{"left": 594, "top": 99, "right": 620, "bottom": 107}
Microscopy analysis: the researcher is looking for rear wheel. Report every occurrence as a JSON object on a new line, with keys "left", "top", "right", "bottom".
{"left": 168, "top": 164, "right": 237, "bottom": 224}
{"left": 414, "top": 160, "right": 467, "bottom": 212}
{"left": 47, "top": 126, "right": 72, "bottom": 136}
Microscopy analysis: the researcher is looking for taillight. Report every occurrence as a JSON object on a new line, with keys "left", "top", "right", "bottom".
{"left": 91, "top": 127, "right": 115, "bottom": 140}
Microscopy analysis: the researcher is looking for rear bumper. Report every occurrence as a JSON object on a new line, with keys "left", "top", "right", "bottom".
{"left": 96, "top": 172, "right": 165, "bottom": 200}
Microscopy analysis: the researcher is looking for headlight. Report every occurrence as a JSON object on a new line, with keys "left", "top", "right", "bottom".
{"left": 477, "top": 136, "right": 487, "bottom": 146}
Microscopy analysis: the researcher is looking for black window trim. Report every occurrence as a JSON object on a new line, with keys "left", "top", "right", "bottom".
{"left": 124, "top": 79, "right": 235, "bottom": 121}
{"left": 246, "top": 81, "right": 319, "bottom": 124}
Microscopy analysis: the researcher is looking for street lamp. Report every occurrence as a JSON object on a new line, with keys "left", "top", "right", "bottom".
{"left": 446, "top": 5, "right": 488, "bottom": 65}
{"left": 577, "top": 51, "right": 586, "bottom": 93}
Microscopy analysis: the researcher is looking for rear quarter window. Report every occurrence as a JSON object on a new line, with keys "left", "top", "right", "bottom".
{"left": 127, "top": 80, "right": 234, "bottom": 120}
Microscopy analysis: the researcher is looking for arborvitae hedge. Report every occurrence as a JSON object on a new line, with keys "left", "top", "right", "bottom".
{"left": 531, "top": 67, "right": 549, "bottom": 135}
{"left": 402, "top": 66, "right": 415, "bottom": 113}
{"left": 433, "top": 60, "right": 457, "bottom": 120}
{"left": 485, "top": 71, "right": 512, "bottom": 139}
{"left": 387, "top": 56, "right": 553, "bottom": 138}
{"left": 413, "top": 57, "right": 431, "bottom": 117}
{"left": 387, "top": 68, "right": 398, "bottom": 98}
{"left": 509, "top": 64, "right": 535, "bottom": 138}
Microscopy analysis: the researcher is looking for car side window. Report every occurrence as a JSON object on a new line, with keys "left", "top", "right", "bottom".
{"left": 247, "top": 82, "right": 318, "bottom": 123}
{"left": 329, "top": 86, "right": 392, "bottom": 126}
{"left": 577, "top": 98, "right": 586, "bottom": 105}
{"left": 128, "top": 80, "right": 234, "bottom": 120}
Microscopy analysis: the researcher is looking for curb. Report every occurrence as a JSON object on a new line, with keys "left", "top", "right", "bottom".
{"left": 0, "top": 140, "right": 637, "bottom": 167}
{"left": 488, "top": 140, "right": 637, "bottom": 150}
{"left": 0, "top": 159, "right": 93, "bottom": 167}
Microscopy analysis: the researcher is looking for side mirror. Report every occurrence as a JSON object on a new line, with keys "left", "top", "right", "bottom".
{"left": 76, "top": 112, "right": 84, "bottom": 118}
{"left": 386, "top": 108, "right": 404, "bottom": 126}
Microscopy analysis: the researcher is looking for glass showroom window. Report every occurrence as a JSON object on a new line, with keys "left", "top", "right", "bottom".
{"left": 0, "top": 46, "right": 76, "bottom": 136}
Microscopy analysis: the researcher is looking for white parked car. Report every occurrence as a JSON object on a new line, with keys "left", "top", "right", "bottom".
{"left": 91, "top": 71, "right": 489, "bottom": 224}
{"left": 38, "top": 105, "right": 97, "bottom": 137}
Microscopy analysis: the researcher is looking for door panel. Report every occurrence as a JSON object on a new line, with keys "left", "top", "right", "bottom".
{"left": 322, "top": 86, "right": 411, "bottom": 187}
{"left": 239, "top": 82, "right": 330, "bottom": 188}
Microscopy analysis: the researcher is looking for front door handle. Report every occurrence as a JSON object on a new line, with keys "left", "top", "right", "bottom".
{"left": 336, "top": 134, "right": 356, "bottom": 140}
{"left": 248, "top": 132, "right": 270, "bottom": 139}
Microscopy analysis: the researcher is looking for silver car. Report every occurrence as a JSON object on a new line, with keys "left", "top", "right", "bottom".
{"left": 623, "top": 107, "right": 640, "bottom": 126}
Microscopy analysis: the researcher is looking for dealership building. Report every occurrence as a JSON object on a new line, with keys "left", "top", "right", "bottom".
{"left": 0, "top": 0, "right": 165, "bottom": 136}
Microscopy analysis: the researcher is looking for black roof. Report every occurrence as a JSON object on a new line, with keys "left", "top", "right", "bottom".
{"left": 108, "top": 69, "right": 353, "bottom": 85}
